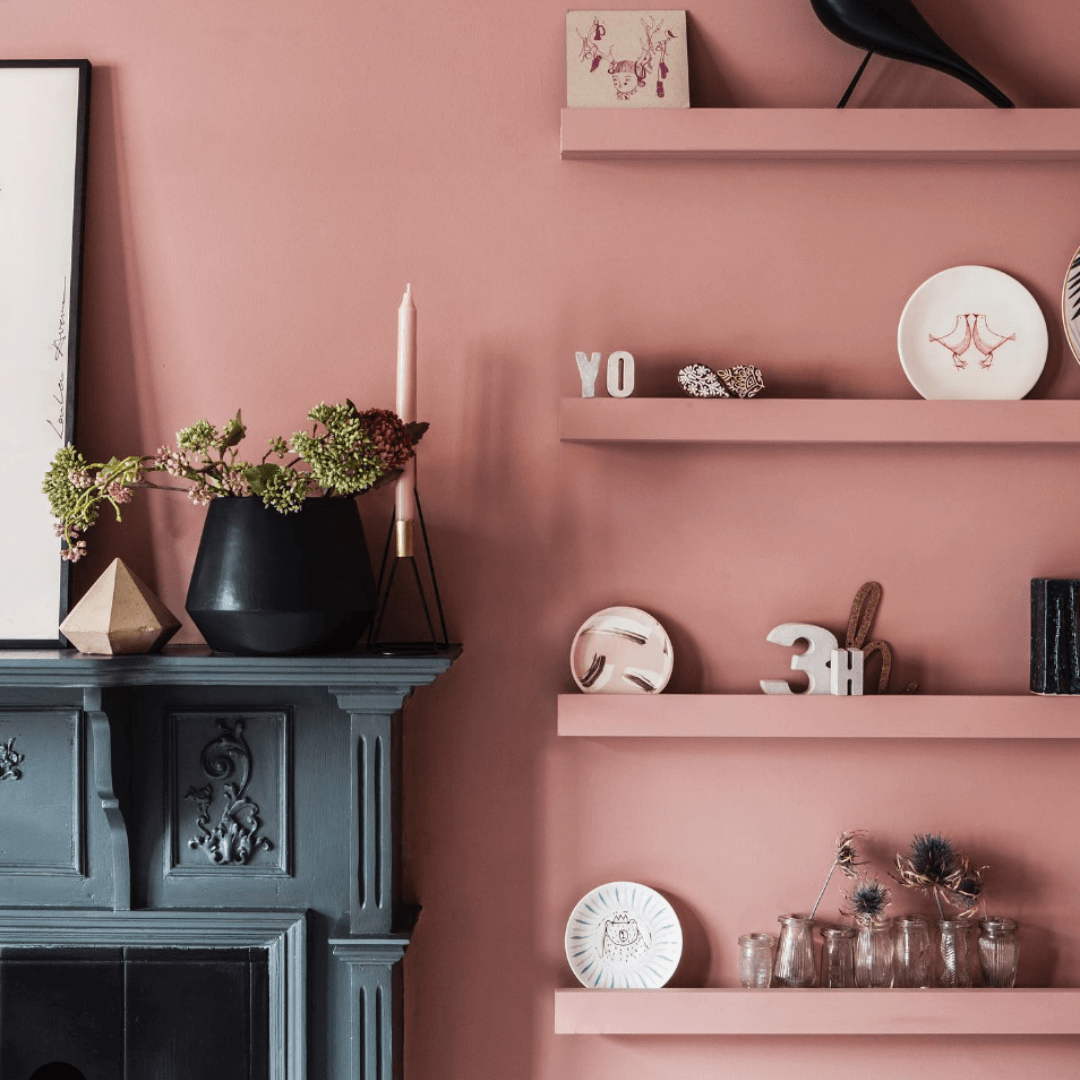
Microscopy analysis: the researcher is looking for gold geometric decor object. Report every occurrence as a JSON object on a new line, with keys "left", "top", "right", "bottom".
{"left": 60, "top": 557, "right": 181, "bottom": 655}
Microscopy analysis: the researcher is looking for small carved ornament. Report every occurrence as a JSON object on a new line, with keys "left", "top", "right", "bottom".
{"left": 0, "top": 737, "right": 24, "bottom": 781}
{"left": 186, "top": 719, "right": 272, "bottom": 866}
{"left": 717, "top": 365, "right": 765, "bottom": 398}
{"left": 677, "top": 364, "right": 728, "bottom": 398}
{"left": 678, "top": 363, "right": 765, "bottom": 398}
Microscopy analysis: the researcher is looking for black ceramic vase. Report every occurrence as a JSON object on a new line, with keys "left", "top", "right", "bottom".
{"left": 186, "top": 496, "right": 377, "bottom": 656}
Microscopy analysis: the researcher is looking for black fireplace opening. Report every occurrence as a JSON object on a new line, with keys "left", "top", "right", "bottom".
{"left": 0, "top": 946, "right": 269, "bottom": 1080}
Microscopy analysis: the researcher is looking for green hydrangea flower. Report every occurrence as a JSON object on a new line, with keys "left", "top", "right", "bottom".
{"left": 262, "top": 466, "right": 311, "bottom": 513}
{"left": 177, "top": 420, "right": 219, "bottom": 452}
{"left": 291, "top": 402, "right": 385, "bottom": 496}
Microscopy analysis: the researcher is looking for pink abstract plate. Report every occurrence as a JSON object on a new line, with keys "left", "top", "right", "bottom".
{"left": 1062, "top": 243, "right": 1080, "bottom": 364}
{"left": 570, "top": 605, "right": 673, "bottom": 694}
{"left": 898, "top": 265, "right": 1047, "bottom": 400}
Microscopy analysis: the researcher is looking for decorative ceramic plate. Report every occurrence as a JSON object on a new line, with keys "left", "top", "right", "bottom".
{"left": 564, "top": 881, "right": 683, "bottom": 989}
{"left": 1062, "top": 244, "right": 1080, "bottom": 364}
{"left": 898, "top": 265, "right": 1047, "bottom": 400}
{"left": 570, "top": 606, "right": 673, "bottom": 694}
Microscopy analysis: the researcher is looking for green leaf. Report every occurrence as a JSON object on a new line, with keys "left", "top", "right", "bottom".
{"left": 220, "top": 410, "right": 247, "bottom": 448}
{"left": 242, "top": 463, "right": 280, "bottom": 496}
{"left": 371, "top": 466, "right": 402, "bottom": 491}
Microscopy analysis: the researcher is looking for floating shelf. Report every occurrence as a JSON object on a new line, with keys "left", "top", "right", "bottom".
{"left": 557, "top": 694, "right": 1080, "bottom": 739}
{"left": 560, "top": 398, "right": 1080, "bottom": 445}
{"left": 554, "top": 988, "right": 1080, "bottom": 1035}
{"left": 560, "top": 108, "right": 1080, "bottom": 162}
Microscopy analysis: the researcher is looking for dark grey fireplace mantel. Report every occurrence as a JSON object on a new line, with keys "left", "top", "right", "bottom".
{"left": 0, "top": 644, "right": 459, "bottom": 1080}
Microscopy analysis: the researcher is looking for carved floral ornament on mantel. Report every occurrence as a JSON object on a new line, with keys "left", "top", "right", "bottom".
{"left": 0, "top": 736, "right": 24, "bottom": 781}
{"left": 186, "top": 719, "right": 272, "bottom": 866}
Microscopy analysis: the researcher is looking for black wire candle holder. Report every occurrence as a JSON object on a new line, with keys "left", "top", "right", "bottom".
{"left": 368, "top": 488, "right": 450, "bottom": 654}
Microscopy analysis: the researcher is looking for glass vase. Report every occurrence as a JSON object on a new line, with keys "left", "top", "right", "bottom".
{"left": 737, "top": 933, "right": 774, "bottom": 989}
{"left": 937, "top": 919, "right": 974, "bottom": 988}
{"left": 893, "top": 914, "right": 933, "bottom": 988}
{"left": 978, "top": 917, "right": 1020, "bottom": 987}
{"left": 818, "top": 925, "right": 856, "bottom": 988}
{"left": 774, "top": 914, "right": 817, "bottom": 988}
{"left": 855, "top": 920, "right": 894, "bottom": 988}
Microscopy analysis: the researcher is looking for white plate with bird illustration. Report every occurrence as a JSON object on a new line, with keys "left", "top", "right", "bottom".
{"left": 570, "top": 606, "right": 673, "bottom": 694}
{"left": 898, "top": 265, "right": 1047, "bottom": 400}
{"left": 564, "top": 881, "right": 683, "bottom": 989}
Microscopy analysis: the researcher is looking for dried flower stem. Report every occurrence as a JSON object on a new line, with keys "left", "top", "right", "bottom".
{"left": 809, "top": 864, "right": 837, "bottom": 921}
{"left": 809, "top": 829, "right": 866, "bottom": 921}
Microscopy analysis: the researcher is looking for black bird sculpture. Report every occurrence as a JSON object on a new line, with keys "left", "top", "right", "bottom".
{"left": 809, "top": 0, "right": 1014, "bottom": 108}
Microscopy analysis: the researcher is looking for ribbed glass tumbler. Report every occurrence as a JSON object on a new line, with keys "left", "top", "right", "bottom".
{"left": 818, "top": 925, "right": 856, "bottom": 988}
{"left": 894, "top": 914, "right": 933, "bottom": 988}
{"left": 978, "top": 917, "right": 1019, "bottom": 987}
{"left": 855, "top": 920, "right": 894, "bottom": 988}
{"left": 937, "top": 919, "right": 974, "bottom": 988}
{"left": 737, "top": 933, "right": 774, "bottom": 989}
{"left": 774, "top": 915, "right": 817, "bottom": 988}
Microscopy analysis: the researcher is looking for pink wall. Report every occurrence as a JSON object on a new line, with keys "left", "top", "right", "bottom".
{"left": 9, "top": 0, "right": 1080, "bottom": 1074}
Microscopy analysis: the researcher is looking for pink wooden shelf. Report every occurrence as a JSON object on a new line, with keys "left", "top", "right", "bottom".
{"left": 554, "top": 988, "right": 1080, "bottom": 1035}
{"left": 560, "top": 398, "right": 1080, "bottom": 444}
{"left": 560, "top": 108, "right": 1080, "bottom": 162}
{"left": 557, "top": 694, "right": 1080, "bottom": 739}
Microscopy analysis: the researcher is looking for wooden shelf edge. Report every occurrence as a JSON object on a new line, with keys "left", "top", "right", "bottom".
{"left": 557, "top": 694, "right": 1080, "bottom": 739}
{"left": 560, "top": 108, "right": 1080, "bottom": 162}
{"left": 554, "top": 987, "right": 1080, "bottom": 1035}
{"left": 559, "top": 399, "right": 1080, "bottom": 445}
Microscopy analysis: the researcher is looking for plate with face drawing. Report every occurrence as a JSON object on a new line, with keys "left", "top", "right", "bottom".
{"left": 570, "top": 606, "right": 673, "bottom": 694}
{"left": 898, "top": 265, "right": 1047, "bottom": 400}
{"left": 564, "top": 881, "right": 683, "bottom": 989}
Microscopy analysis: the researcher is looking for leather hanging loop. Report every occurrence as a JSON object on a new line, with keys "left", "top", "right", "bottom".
{"left": 861, "top": 639, "right": 893, "bottom": 695}
{"left": 846, "top": 581, "right": 882, "bottom": 650}
{"left": 844, "top": 581, "right": 894, "bottom": 693}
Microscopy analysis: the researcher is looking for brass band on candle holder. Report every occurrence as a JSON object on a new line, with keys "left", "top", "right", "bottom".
{"left": 395, "top": 519, "right": 414, "bottom": 559}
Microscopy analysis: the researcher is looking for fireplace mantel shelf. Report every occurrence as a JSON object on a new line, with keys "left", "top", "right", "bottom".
{"left": 0, "top": 643, "right": 460, "bottom": 688}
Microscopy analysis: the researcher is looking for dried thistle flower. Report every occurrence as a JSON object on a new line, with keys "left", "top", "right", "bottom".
{"left": 835, "top": 829, "right": 867, "bottom": 880}
{"left": 910, "top": 834, "right": 957, "bottom": 883}
{"left": 943, "top": 856, "right": 986, "bottom": 919}
{"left": 842, "top": 877, "right": 892, "bottom": 926}
{"left": 809, "top": 829, "right": 867, "bottom": 920}
{"left": 893, "top": 833, "right": 987, "bottom": 918}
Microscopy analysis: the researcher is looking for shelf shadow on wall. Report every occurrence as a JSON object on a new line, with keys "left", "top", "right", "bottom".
{"left": 685, "top": 13, "right": 734, "bottom": 109}
{"left": 664, "top": 890, "right": 711, "bottom": 988}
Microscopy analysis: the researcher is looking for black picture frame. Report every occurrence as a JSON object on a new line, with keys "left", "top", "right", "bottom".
{"left": 0, "top": 59, "right": 90, "bottom": 647}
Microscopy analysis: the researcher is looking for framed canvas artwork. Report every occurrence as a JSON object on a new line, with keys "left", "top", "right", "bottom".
{"left": 567, "top": 10, "right": 689, "bottom": 108}
{"left": 0, "top": 60, "right": 91, "bottom": 646}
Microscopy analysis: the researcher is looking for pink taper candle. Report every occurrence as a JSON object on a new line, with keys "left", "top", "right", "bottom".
{"left": 395, "top": 284, "right": 417, "bottom": 555}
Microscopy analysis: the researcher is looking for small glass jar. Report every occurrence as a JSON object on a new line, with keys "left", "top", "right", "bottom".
{"left": 774, "top": 914, "right": 817, "bottom": 988}
{"left": 738, "top": 933, "right": 774, "bottom": 989}
{"left": 894, "top": 914, "right": 933, "bottom": 988}
{"left": 937, "top": 919, "right": 974, "bottom": 988}
{"left": 978, "top": 917, "right": 1019, "bottom": 987}
{"left": 818, "top": 925, "right": 856, "bottom": 988}
{"left": 855, "top": 919, "right": 894, "bottom": 988}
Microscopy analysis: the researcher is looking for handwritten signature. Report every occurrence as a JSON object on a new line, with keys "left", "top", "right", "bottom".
{"left": 46, "top": 279, "right": 67, "bottom": 441}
